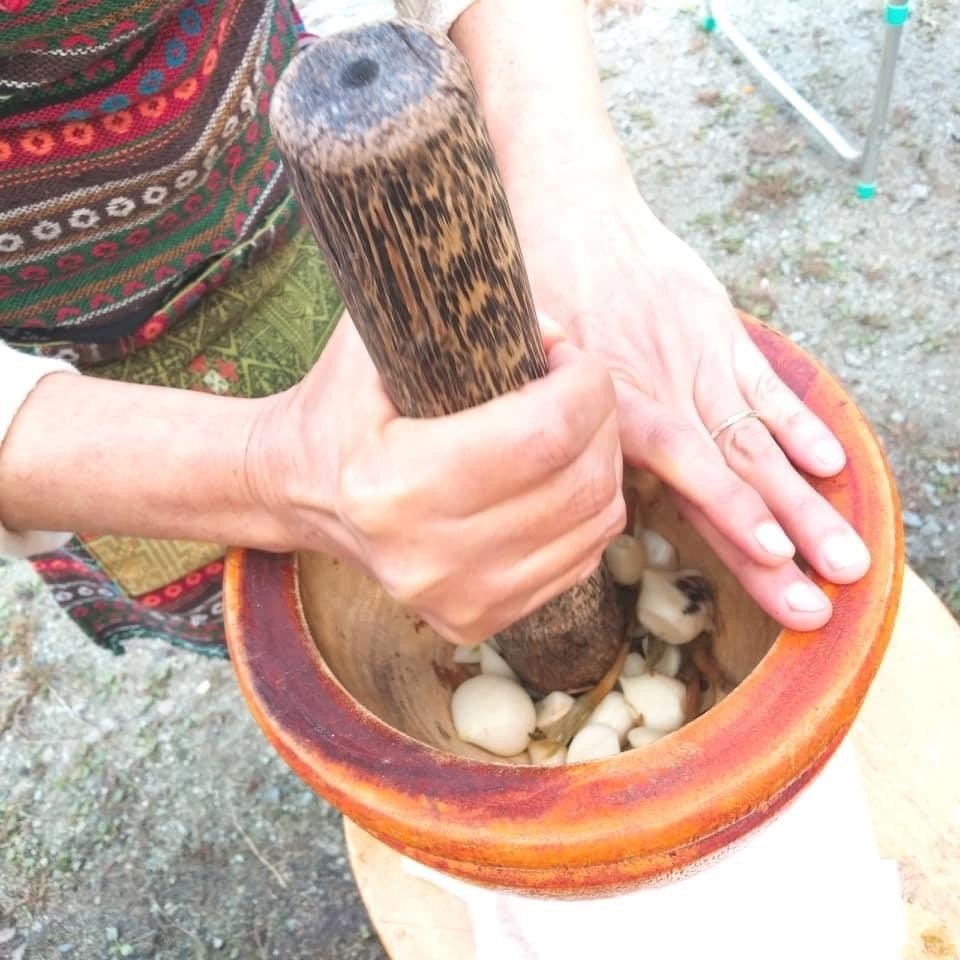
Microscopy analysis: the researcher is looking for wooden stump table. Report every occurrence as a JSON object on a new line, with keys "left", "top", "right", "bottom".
{"left": 344, "top": 567, "right": 960, "bottom": 960}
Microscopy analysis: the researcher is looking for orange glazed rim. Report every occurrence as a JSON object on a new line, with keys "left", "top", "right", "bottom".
{"left": 224, "top": 317, "right": 903, "bottom": 893}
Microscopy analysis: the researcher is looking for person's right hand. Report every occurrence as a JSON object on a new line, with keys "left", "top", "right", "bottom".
{"left": 246, "top": 314, "right": 625, "bottom": 645}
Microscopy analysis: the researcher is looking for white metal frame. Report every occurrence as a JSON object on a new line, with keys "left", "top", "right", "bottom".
{"left": 702, "top": 0, "right": 909, "bottom": 195}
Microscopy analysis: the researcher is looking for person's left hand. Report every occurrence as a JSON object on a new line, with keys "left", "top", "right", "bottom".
{"left": 508, "top": 170, "right": 871, "bottom": 631}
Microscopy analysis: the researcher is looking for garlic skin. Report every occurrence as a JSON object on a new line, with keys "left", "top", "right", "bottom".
{"left": 627, "top": 726, "right": 666, "bottom": 748}
{"left": 527, "top": 740, "right": 567, "bottom": 767}
{"left": 603, "top": 534, "right": 646, "bottom": 586}
{"left": 620, "top": 651, "right": 647, "bottom": 678}
{"left": 620, "top": 673, "right": 687, "bottom": 733}
{"left": 641, "top": 635, "right": 684, "bottom": 678}
{"left": 535, "top": 690, "right": 575, "bottom": 731}
{"left": 451, "top": 675, "right": 536, "bottom": 757}
{"left": 453, "top": 644, "right": 482, "bottom": 665}
{"left": 587, "top": 692, "right": 635, "bottom": 745}
{"left": 480, "top": 642, "right": 519, "bottom": 680}
{"left": 635, "top": 569, "right": 714, "bottom": 646}
{"left": 566, "top": 724, "right": 622, "bottom": 763}
{"left": 641, "top": 530, "right": 679, "bottom": 571}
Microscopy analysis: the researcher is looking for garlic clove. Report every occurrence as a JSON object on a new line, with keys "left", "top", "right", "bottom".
{"left": 453, "top": 644, "right": 482, "bottom": 665}
{"left": 620, "top": 673, "right": 687, "bottom": 733}
{"left": 451, "top": 675, "right": 536, "bottom": 757}
{"left": 635, "top": 569, "right": 714, "bottom": 646}
{"left": 620, "top": 651, "right": 647, "bottom": 678}
{"left": 535, "top": 690, "right": 575, "bottom": 731}
{"left": 640, "top": 635, "right": 683, "bottom": 678}
{"left": 566, "top": 723, "right": 622, "bottom": 763}
{"left": 527, "top": 740, "right": 567, "bottom": 767}
{"left": 587, "top": 691, "right": 635, "bottom": 745}
{"left": 641, "top": 530, "right": 679, "bottom": 571}
{"left": 627, "top": 725, "right": 666, "bottom": 749}
{"left": 603, "top": 534, "right": 646, "bottom": 586}
{"left": 480, "top": 642, "right": 519, "bottom": 680}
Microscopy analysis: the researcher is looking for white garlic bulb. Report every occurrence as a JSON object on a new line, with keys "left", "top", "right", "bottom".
{"left": 527, "top": 740, "right": 567, "bottom": 767}
{"left": 566, "top": 724, "right": 622, "bottom": 763}
{"left": 627, "top": 726, "right": 666, "bottom": 749}
{"left": 453, "top": 644, "right": 482, "bottom": 665}
{"left": 451, "top": 675, "right": 535, "bottom": 757}
{"left": 587, "top": 692, "right": 635, "bottom": 745}
{"left": 635, "top": 569, "right": 714, "bottom": 646}
{"left": 620, "top": 651, "right": 647, "bottom": 678}
{"left": 641, "top": 530, "right": 679, "bottom": 571}
{"left": 619, "top": 673, "right": 686, "bottom": 733}
{"left": 603, "top": 534, "right": 646, "bottom": 586}
{"left": 535, "top": 690, "right": 575, "bottom": 731}
{"left": 480, "top": 642, "right": 519, "bottom": 680}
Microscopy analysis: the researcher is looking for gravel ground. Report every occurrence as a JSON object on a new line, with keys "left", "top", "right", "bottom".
{"left": 1, "top": 2, "right": 957, "bottom": 958}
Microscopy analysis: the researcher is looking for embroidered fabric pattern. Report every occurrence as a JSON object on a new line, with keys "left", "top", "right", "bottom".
{"left": 0, "top": 0, "right": 304, "bottom": 364}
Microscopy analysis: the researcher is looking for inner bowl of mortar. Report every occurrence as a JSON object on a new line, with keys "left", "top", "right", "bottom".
{"left": 225, "top": 317, "right": 902, "bottom": 896}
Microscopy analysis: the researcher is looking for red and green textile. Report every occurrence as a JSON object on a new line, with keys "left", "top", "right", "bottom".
{"left": 1, "top": 0, "right": 345, "bottom": 654}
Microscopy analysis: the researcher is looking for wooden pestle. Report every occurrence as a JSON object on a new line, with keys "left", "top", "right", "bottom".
{"left": 269, "top": 21, "right": 623, "bottom": 692}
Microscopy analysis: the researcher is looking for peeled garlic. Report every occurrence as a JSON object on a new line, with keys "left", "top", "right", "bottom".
{"left": 528, "top": 740, "right": 567, "bottom": 767}
{"left": 635, "top": 569, "right": 714, "bottom": 646}
{"left": 641, "top": 530, "right": 679, "bottom": 571}
{"left": 453, "top": 644, "right": 482, "bottom": 665}
{"left": 451, "top": 675, "right": 536, "bottom": 757}
{"left": 627, "top": 725, "right": 666, "bottom": 749}
{"left": 535, "top": 690, "right": 575, "bottom": 731}
{"left": 641, "top": 635, "right": 683, "bottom": 678}
{"left": 566, "top": 724, "right": 621, "bottom": 763}
{"left": 620, "top": 673, "right": 686, "bottom": 733}
{"left": 587, "top": 691, "right": 635, "bottom": 745}
{"left": 620, "top": 651, "right": 647, "bottom": 678}
{"left": 603, "top": 534, "right": 646, "bottom": 586}
{"left": 480, "top": 642, "right": 519, "bottom": 680}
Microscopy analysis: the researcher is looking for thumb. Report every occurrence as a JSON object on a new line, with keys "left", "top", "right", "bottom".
{"left": 537, "top": 310, "right": 568, "bottom": 354}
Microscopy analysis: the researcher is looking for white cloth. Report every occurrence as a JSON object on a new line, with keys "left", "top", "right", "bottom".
{"left": 402, "top": 740, "right": 905, "bottom": 960}
{"left": 0, "top": 342, "right": 78, "bottom": 557}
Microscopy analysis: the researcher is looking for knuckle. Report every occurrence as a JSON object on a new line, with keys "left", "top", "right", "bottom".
{"left": 531, "top": 411, "right": 584, "bottom": 473}
{"left": 722, "top": 420, "right": 776, "bottom": 478}
{"left": 647, "top": 419, "right": 702, "bottom": 463}
{"left": 752, "top": 364, "right": 784, "bottom": 405}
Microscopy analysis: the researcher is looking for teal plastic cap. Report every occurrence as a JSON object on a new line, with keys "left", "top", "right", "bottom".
{"left": 886, "top": 3, "right": 909, "bottom": 25}
{"left": 856, "top": 182, "right": 877, "bottom": 200}
{"left": 702, "top": 15, "right": 717, "bottom": 31}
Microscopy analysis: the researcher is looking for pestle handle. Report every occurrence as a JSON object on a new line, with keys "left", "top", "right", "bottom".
{"left": 269, "top": 21, "right": 623, "bottom": 692}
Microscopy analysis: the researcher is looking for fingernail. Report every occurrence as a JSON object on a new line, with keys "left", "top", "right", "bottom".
{"left": 813, "top": 438, "right": 846, "bottom": 472}
{"left": 536, "top": 310, "right": 567, "bottom": 341}
{"left": 755, "top": 522, "right": 795, "bottom": 559}
{"left": 822, "top": 533, "right": 870, "bottom": 573}
{"left": 785, "top": 581, "right": 830, "bottom": 613}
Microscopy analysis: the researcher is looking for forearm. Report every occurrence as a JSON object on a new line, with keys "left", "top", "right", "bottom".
{"left": 0, "top": 374, "right": 289, "bottom": 550}
{"left": 450, "top": 0, "right": 638, "bottom": 200}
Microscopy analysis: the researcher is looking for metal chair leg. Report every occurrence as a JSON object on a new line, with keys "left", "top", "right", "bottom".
{"left": 858, "top": 0, "right": 910, "bottom": 197}
{"left": 701, "top": 1, "right": 910, "bottom": 197}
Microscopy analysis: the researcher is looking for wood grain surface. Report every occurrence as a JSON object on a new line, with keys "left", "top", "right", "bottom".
{"left": 269, "top": 22, "right": 623, "bottom": 691}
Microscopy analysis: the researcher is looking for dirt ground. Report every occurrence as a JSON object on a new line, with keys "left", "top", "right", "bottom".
{"left": 1, "top": 2, "right": 957, "bottom": 958}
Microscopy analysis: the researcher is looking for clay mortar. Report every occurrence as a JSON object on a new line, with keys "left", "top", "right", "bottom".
{"left": 224, "top": 317, "right": 902, "bottom": 897}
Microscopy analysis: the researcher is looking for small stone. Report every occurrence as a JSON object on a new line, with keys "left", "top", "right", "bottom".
{"left": 921, "top": 517, "right": 943, "bottom": 537}
{"left": 212, "top": 937, "right": 225, "bottom": 950}
{"left": 843, "top": 349, "right": 865, "bottom": 368}
{"left": 195, "top": 679, "right": 211, "bottom": 695}
{"left": 106, "top": 927, "right": 119, "bottom": 942}
{"left": 58, "top": 944, "right": 74, "bottom": 954}
{"left": 909, "top": 183, "right": 930, "bottom": 200}
{"left": 0, "top": 929, "right": 16, "bottom": 945}
{"left": 889, "top": 410, "right": 906, "bottom": 425}
{"left": 902, "top": 510, "right": 923, "bottom": 529}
